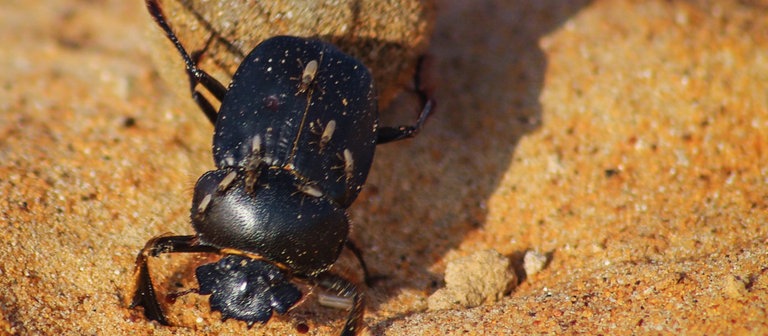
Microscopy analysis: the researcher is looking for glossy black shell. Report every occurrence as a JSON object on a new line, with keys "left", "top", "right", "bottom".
{"left": 190, "top": 36, "right": 378, "bottom": 276}
{"left": 213, "top": 36, "right": 377, "bottom": 207}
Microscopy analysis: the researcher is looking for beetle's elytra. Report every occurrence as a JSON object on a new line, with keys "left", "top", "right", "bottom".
{"left": 130, "top": 1, "right": 434, "bottom": 335}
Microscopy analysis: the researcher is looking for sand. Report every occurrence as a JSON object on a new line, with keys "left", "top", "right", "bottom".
{"left": 1, "top": 0, "right": 766, "bottom": 335}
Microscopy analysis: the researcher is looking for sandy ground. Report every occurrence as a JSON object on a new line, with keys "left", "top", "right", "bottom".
{"left": 1, "top": 0, "right": 767, "bottom": 335}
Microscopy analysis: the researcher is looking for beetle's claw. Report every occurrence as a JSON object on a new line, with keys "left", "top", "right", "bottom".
{"left": 130, "top": 247, "right": 171, "bottom": 325}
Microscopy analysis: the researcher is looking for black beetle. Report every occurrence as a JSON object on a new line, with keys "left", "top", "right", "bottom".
{"left": 130, "top": 1, "right": 434, "bottom": 335}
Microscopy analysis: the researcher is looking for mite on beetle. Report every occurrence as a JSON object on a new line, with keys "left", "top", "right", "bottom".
{"left": 129, "top": 1, "right": 434, "bottom": 335}
{"left": 295, "top": 59, "right": 320, "bottom": 95}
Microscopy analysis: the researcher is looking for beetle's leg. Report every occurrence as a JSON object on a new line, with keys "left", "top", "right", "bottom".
{"left": 185, "top": 34, "right": 225, "bottom": 125}
{"left": 314, "top": 272, "right": 365, "bottom": 336}
{"left": 189, "top": 86, "right": 220, "bottom": 125}
{"left": 130, "top": 234, "right": 220, "bottom": 325}
{"left": 344, "top": 240, "right": 386, "bottom": 287}
{"left": 345, "top": 240, "right": 372, "bottom": 286}
{"left": 376, "top": 100, "right": 432, "bottom": 144}
{"left": 377, "top": 56, "right": 435, "bottom": 144}
{"left": 145, "top": 0, "right": 226, "bottom": 125}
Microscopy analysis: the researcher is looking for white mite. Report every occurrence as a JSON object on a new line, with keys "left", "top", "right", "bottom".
{"left": 343, "top": 149, "right": 354, "bottom": 181}
{"left": 320, "top": 120, "right": 336, "bottom": 149}
{"left": 217, "top": 171, "right": 238, "bottom": 192}
{"left": 244, "top": 136, "right": 263, "bottom": 194}
{"left": 263, "top": 127, "right": 274, "bottom": 165}
{"left": 251, "top": 134, "right": 262, "bottom": 154}
{"left": 296, "top": 60, "right": 318, "bottom": 94}
{"left": 197, "top": 194, "right": 212, "bottom": 215}
{"left": 298, "top": 183, "right": 323, "bottom": 198}
{"left": 222, "top": 155, "right": 235, "bottom": 167}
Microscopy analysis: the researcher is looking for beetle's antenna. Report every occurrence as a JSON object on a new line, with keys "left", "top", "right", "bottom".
{"left": 145, "top": 1, "right": 198, "bottom": 75}
{"left": 145, "top": 0, "right": 227, "bottom": 99}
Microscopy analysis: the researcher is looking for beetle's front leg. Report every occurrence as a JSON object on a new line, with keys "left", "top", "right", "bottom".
{"left": 145, "top": 0, "right": 227, "bottom": 125}
{"left": 130, "top": 234, "right": 219, "bottom": 325}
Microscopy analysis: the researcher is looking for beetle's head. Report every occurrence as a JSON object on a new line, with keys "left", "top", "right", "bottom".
{"left": 190, "top": 168, "right": 349, "bottom": 275}
{"left": 195, "top": 254, "right": 302, "bottom": 325}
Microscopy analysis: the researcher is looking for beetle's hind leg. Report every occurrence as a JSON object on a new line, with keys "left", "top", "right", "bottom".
{"left": 376, "top": 55, "right": 435, "bottom": 144}
{"left": 130, "top": 234, "right": 219, "bottom": 325}
{"left": 345, "top": 240, "right": 386, "bottom": 287}
{"left": 313, "top": 272, "right": 365, "bottom": 336}
{"left": 145, "top": 0, "right": 227, "bottom": 125}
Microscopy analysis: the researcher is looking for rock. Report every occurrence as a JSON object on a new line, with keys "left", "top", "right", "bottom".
{"left": 523, "top": 250, "right": 548, "bottom": 277}
{"left": 428, "top": 249, "right": 517, "bottom": 311}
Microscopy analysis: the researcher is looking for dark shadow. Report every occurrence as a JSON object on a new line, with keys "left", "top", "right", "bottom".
{"left": 360, "top": 0, "right": 594, "bottom": 333}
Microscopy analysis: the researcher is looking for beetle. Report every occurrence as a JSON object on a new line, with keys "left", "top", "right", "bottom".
{"left": 130, "top": 1, "right": 434, "bottom": 335}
